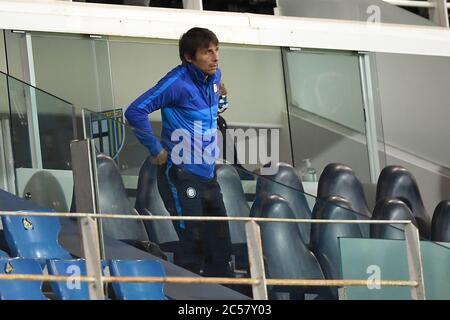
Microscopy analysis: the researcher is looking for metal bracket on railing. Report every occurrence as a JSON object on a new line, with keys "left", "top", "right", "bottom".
{"left": 245, "top": 220, "right": 268, "bottom": 300}
{"left": 428, "top": 0, "right": 450, "bottom": 27}
{"left": 404, "top": 223, "right": 426, "bottom": 300}
{"left": 70, "top": 139, "right": 104, "bottom": 300}
{"left": 79, "top": 216, "right": 104, "bottom": 300}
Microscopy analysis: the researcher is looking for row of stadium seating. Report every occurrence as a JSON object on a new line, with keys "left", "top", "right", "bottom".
{"left": 0, "top": 257, "right": 166, "bottom": 300}
{"left": 91, "top": 153, "right": 450, "bottom": 299}
{"left": 1, "top": 151, "right": 449, "bottom": 299}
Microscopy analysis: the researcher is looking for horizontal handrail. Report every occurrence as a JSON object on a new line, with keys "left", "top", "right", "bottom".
{"left": 0, "top": 210, "right": 413, "bottom": 225}
{"left": 0, "top": 273, "right": 418, "bottom": 288}
{"left": 0, "top": 209, "right": 422, "bottom": 299}
{"left": 383, "top": 0, "right": 435, "bottom": 8}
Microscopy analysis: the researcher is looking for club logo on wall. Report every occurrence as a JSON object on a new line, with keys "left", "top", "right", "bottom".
{"left": 90, "top": 109, "right": 125, "bottom": 159}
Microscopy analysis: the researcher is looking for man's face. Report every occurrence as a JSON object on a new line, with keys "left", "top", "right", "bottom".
{"left": 187, "top": 42, "right": 219, "bottom": 76}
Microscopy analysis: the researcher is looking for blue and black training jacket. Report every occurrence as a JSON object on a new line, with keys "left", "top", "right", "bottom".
{"left": 125, "top": 63, "right": 221, "bottom": 180}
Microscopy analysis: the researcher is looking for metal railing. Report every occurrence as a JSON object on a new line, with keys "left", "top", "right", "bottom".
{"left": 0, "top": 210, "right": 426, "bottom": 300}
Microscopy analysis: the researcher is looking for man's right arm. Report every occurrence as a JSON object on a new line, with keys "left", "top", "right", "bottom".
{"left": 125, "top": 78, "right": 176, "bottom": 157}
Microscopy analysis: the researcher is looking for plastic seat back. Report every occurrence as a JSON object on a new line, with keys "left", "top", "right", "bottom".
{"left": 311, "top": 196, "right": 363, "bottom": 281}
{"left": 47, "top": 259, "right": 90, "bottom": 300}
{"left": 109, "top": 259, "right": 167, "bottom": 300}
{"left": 256, "top": 162, "right": 312, "bottom": 244}
{"left": 134, "top": 157, "right": 179, "bottom": 245}
{"left": 371, "top": 198, "right": 418, "bottom": 240}
{"left": 0, "top": 258, "right": 47, "bottom": 300}
{"left": 259, "top": 193, "right": 332, "bottom": 299}
{"left": 431, "top": 200, "right": 450, "bottom": 242}
{"left": 216, "top": 163, "right": 250, "bottom": 245}
{"left": 376, "top": 166, "right": 430, "bottom": 237}
{"left": 1, "top": 209, "right": 72, "bottom": 263}
{"left": 96, "top": 153, "right": 149, "bottom": 242}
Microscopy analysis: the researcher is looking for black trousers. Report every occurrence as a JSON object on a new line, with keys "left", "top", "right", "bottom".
{"left": 157, "top": 163, "right": 232, "bottom": 277}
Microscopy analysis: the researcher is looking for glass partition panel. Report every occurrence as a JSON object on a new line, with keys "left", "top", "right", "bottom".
{"left": 107, "top": 38, "right": 292, "bottom": 172}
{"left": 2, "top": 70, "right": 76, "bottom": 212}
{"left": 340, "top": 238, "right": 450, "bottom": 300}
{"left": 283, "top": 48, "right": 386, "bottom": 207}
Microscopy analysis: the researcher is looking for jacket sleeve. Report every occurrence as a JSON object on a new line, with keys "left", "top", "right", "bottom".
{"left": 125, "top": 77, "right": 177, "bottom": 156}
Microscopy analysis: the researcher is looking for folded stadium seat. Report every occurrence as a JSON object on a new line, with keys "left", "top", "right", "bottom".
{"left": 134, "top": 157, "right": 179, "bottom": 259}
{"left": 96, "top": 153, "right": 150, "bottom": 243}
{"left": 259, "top": 193, "right": 333, "bottom": 300}
{"left": 47, "top": 259, "right": 90, "bottom": 300}
{"left": 371, "top": 198, "right": 418, "bottom": 240}
{"left": 317, "top": 163, "right": 371, "bottom": 237}
{"left": 1, "top": 209, "right": 72, "bottom": 265}
{"left": 376, "top": 166, "right": 430, "bottom": 238}
{"left": 215, "top": 163, "right": 250, "bottom": 271}
{"left": 431, "top": 200, "right": 450, "bottom": 242}
{"left": 109, "top": 259, "right": 167, "bottom": 300}
{"left": 310, "top": 195, "right": 363, "bottom": 299}
{"left": 0, "top": 258, "right": 47, "bottom": 300}
{"left": 249, "top": 192, "right": 268, "bottom": 218}
{"left": 256, "top": 162, "right": 312, "bottom": 245}
{"left": 21, "top": 170, "right": 68, "bottom": 212}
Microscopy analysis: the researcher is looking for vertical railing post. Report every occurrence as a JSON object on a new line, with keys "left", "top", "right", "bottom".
{"left": 245, "top": 220, "right": 268, "bottom": 300}
{"left": 404, "top": 222, "right": 426, "bottom": 300}
{"left": 71, "top": 139, "right": 104, "bottom": 300}
{"left": 428, "top": 0, "right": 449, "bottom": 27}
{"left": 182, "top": 0, "right": 203, "bottom": 10}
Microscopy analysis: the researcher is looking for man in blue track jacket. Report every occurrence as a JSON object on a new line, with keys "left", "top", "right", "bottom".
{"left": 125, "top": 28, "right": 232, "bottom": 277}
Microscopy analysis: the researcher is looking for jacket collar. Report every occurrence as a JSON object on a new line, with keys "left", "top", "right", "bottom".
{"left": 186, "top": 63, "right": 217, "bottom": 86}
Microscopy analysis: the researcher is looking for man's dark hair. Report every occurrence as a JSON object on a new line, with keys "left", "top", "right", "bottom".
{"left": 179, "top": 27, "right": 219, "bottom": 63}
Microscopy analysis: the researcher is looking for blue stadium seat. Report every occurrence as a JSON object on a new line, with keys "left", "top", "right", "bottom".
{"left": 317, "top": 163, "right": 371, "bottom": 237}
{"left": 258, "top": 193, "right": 333, "bottom": 299}
{"left": 215, "top": 163, "right": 250, "bottom": 271}
{"left": 96, "top": 153, "right": 150, "bottom": 242}
{"left": 376, "top": 165, "right": 430, "bottom": 238}
{"left": 47, "top": 259, "right": 89, "bottom": 300}
{"left": 109, "top": 259, "right": 167, "bottom": 300}
{"left": 0, "top": 250, "right": 8, "bottom": 257}
{"left": 310, "top": 196, "right": 363, "bottom": 299}
{"left": 371, "top": 198, "right": 418, "bottom": 240}
{"left": 256, "top": 162, "right": 312, "bottom": 245}
{"left": 431, "top": 200, "right": 450, "bottom": 242}
{"left": 0, "top": 258, "right": 47, "bottom": 300}
{"left": 1, "top": 209, "right": 72, "bottom": 264}
{"left": 134, "top": 156, "right": 179, "bottom": 250}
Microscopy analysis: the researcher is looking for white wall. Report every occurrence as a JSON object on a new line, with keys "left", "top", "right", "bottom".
{"left": 376, "top": 53, "right": 450, "bottom": 168}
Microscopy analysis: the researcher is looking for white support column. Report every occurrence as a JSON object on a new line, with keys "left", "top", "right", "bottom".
{"left": 24, "top": 32, "right": 43, "bottom": 169}
{"left": 0, "top": 120, "right": 8, "bottom": 191}
{"left": 359, "top": 53, "right": 381, "bottom": 184}
{"left": 0, "top": 119, "right": 15, "bottom": 193}
{"left": 428, "top": 0, "right": 449, "bottom": 27}
{"left": 182, "top": 0, "right": 203, "bottom": 10}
